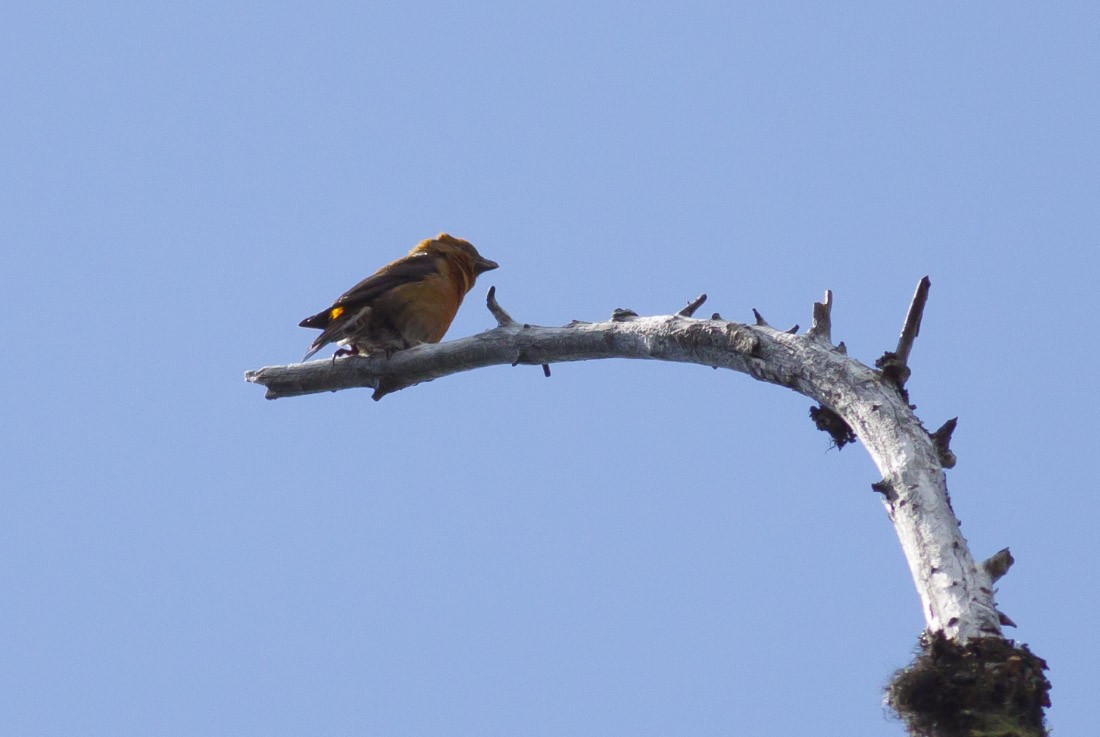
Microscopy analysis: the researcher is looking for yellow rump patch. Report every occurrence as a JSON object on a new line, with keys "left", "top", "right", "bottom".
{"left": 330, "top": 306, "right": 345, "bottom": 320}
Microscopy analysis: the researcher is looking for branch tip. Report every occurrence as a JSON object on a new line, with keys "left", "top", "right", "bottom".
{"left": 982, "top": 548, "right": 1014, "bottom": 582}
{"left": 871, "top": 479, "right": 894, "bottom": 498}
{"left": 485, "top": 286, "right": 518, "bottom": 327}
{"left": 892, "top": 276, "right": 932, "bottom": 382}
{"left": 371, "top": 375, "right": 401, "bottom": 402}
{"left": 677, "top": 293, "right": 707, "bottom": 317}
{"left": 752, "top": 308, "right": 769, "bottom": 327}
{"left": 511, "top": 349, "right": 552, "bottom": 378}
{"left": 931, "top": 417, "right": 959, "bottom": 468}
{"left": 809, "top": 289, "right": 834, "bottom": 343}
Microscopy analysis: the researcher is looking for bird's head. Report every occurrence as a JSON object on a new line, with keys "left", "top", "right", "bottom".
{"left": 421, "top": 233, "right": 499, "bottom": 274}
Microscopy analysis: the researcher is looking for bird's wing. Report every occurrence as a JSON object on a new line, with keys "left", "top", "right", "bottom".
{"left": 332, "top": 253, "right": 440, "bottom": 309}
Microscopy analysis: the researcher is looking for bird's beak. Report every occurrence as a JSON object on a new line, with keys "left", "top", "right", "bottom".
{"left": 475, "top": 257, "right": 499, "bottom": 274}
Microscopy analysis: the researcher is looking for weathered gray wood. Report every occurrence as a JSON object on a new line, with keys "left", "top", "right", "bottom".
{"left": 246, "top": 285, "right": 1005, "bottom": 643}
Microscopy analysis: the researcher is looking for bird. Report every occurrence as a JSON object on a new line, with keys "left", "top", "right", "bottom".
{"left": 298, "top": 233, "right": 499, "bottom": 361}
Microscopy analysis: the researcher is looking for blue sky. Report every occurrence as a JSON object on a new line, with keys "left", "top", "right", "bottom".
{"left": 3, "top": 2, "right": 1097, "bottom": 734}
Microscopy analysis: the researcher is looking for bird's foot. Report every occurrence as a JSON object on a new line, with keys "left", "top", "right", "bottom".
{"left": 332, "top": 345, "right": 362, "bottom": 362}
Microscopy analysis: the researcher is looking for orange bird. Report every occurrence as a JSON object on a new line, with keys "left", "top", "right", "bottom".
{"left": 298, "top": 233, "right": 499, "bottom": 361}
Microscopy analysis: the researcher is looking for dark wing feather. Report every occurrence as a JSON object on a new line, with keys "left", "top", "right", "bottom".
{"left": 298, "top": 252, "right": 440, "bottom": 330}
{"left": 333, "top": 253, "right": 440, "bottom": 309}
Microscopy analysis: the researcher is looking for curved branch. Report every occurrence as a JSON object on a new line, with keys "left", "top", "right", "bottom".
{"left": 248, "top": 282, "right": 1051, "bottom": 731}
{"left": 246, "top": 286, "right": 1004, "bottom": 644}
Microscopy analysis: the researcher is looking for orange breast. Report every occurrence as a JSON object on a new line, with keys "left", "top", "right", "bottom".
{"left": 383, "top": 275, "right": 465, "bottom": 345}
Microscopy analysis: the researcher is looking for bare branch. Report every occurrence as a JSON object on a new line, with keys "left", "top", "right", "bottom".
{"left": 871, "top": 479, "right": 895, "bottom": 499}
{"left": 249, "top": 281, "right": 1049, "bottom": 730}
{"left": 486, "top": 285, "right": 517, "bottom": 327}
{"left": 897, "top": 276, "right": 932, "bottom": 367}
{"left": 877, "top": 276, "right": 932, "bottom": 392}
{"left": 246, "top": 286, "right": 1005, "bottom": 644}
{"left": 931, "top": 417, "right": 959, "bottom": 469}
{"left": 677, "top": 293, "right": 707, "bottom": 317}
{"left": 808, "top": 289, "right": 833, "bottom": 343}
{"left": 982, "top": 548, "right": 1014, "bottom": 582}
{"left": 486, "top": 287, "right": 551, "bottom": 376}
{"left": 246, "top": 310, "right": 764, "bottom": 401}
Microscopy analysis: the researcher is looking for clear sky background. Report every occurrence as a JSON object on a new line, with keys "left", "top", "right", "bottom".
{"left": 2, "top": 2, "right": 1097, "bottom": 735}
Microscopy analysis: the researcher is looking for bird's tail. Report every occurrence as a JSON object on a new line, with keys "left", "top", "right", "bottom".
{"left": 298, "top": 305, "right": 366, "bottom": 362}
{"left": 298, "top": 309, "right": 335, "bottom": 361}
{"left": 298, "top": 311, "right": 330, "bottom": 330}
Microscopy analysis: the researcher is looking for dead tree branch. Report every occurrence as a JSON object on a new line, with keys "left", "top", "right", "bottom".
{"left": 877, "top": 275, "right": 932, "bottom": 393}
{"left": 246, "top": 278, "right": 1049, "bottom": 733}
{"left": 247, "top": 282, "right": 1000, "bottom": 634}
